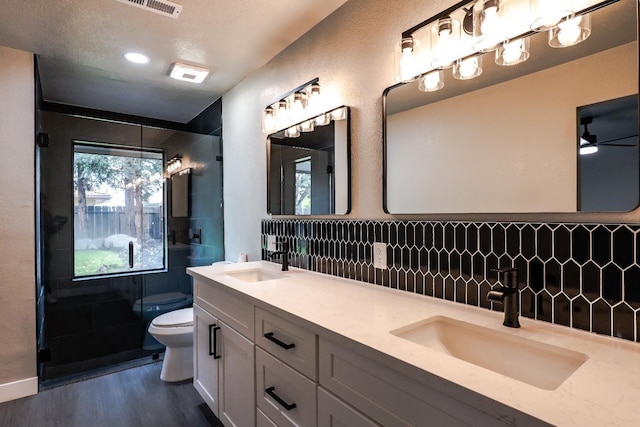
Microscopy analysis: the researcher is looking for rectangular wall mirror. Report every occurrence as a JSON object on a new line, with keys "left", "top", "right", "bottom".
{"left": 171, "top": 169, "right": 190, "bottom": 218}
{"left": 384, "top": 0, "right": 638, "bottom": 214}
{"left": 268, "top": 106, "right": 350, "bottom": 215}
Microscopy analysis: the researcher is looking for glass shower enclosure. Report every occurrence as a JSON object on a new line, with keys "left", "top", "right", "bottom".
{"left": 36, "top": 111, "right": 223, "bottom": 387}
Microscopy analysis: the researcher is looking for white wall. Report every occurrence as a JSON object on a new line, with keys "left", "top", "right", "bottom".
{"left": 222, "top": 0, "right": 640, "bottom": 260}
{"left": 0, "top": 45, "right": 36, "bottom": 400}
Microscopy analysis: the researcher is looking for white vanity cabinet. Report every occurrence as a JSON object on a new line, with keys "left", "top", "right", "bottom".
{"left": 318, "top": 337, "right": 507, "bottom": 427}
{"left": 254, "top": 307, "right": 318, "bottom": 427}
{"left": 193, "top": 280, "right": 255, "bottom": 427}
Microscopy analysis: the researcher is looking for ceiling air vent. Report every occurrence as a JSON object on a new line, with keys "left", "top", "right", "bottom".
{"left": 115, "top": 0, "right": 182, "bottom": 19}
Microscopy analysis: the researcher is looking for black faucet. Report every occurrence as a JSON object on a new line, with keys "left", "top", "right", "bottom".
{"left": 269, "top": 241, "right": 289, "bottom": 271}
{"left": 487, "top": 267, "right": 520, "bottom": 328}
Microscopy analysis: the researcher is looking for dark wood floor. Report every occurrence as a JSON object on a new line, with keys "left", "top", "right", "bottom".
{"left": 0, "top": 362, "right": 223, "bottom": 427}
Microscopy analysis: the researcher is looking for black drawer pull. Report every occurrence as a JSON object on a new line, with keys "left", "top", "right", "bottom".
{"left": 264, "top": 332, "right": 295, "bottom": 350}
{"left": 265, "top": 386, "right": 297, "bottom": 411}
{"left": 209, "top": 325, "right": 221, "bottom": 359}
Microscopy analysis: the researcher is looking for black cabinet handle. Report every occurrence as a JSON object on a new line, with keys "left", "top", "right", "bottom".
{"left": 264, "top": 332, "right": 296, "bottom": 350}
{"left": 209, "top": 325, "right": 221, "bottom": 359}
{"left": 265, "top": 386, "right": 297, "bottom": 411}
{"left": 128, "top": 241, "right": 134, "bottom": 268}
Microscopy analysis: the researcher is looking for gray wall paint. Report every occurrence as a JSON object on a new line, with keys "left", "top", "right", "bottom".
{"left": 0, "top": 46, "right": 36, "bottom": 386}
{"left": 222, "top": 0, "right": 640, "bottom": 263}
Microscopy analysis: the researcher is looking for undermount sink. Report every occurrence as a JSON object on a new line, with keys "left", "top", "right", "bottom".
{"left": 224, "top": 268, "right": 286, "bottom": 283}
{"left": 390, "top": 316, "right": 588, "bottom": 390}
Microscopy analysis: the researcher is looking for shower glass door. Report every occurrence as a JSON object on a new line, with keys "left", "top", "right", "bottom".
{"left": 37, "top": 110, "right": 224, "bottom": 387}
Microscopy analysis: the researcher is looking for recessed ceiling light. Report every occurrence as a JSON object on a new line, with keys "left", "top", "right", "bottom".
{"left": 169, "top": 62, "right": 209, "bottom": 83}
{"left": 124, "top": 52, "right": 150, "bottom": 64}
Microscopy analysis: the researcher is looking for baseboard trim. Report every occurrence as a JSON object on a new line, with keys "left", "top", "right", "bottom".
{"left": 0, "top": 377, "right": 38, "bottom": 403}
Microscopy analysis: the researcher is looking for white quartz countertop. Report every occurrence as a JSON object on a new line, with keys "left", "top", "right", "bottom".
{"left": 187, "top": 261, "right": 640, "bottom": 426}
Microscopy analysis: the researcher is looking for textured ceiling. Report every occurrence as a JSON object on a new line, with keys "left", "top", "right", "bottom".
{"left": 0, "top": 0, "right": 348, "bottom": 123}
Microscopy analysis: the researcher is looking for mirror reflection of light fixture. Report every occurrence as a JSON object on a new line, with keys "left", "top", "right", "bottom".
{"left": 396, "top": 0, "right": 608, "bottom": 95}
{"left": 496, "top": 37, "right": 530, "bottom": 65}
{"left": 418, "top": 70, "right": 445, "bottom": 92}
{"left": 315, "top": 113, "right": 330, "bottom": 126}
{"left": 330, "top": 106, "right": 348, "bottom": 121}
{"left": 549, "top": 13, "right": 591, "bottom": 48}
{"left": 453, "top": 55, "right": 482, "bottom": 80}
{"left": 262, "top": 78, "right": 323, "bottom": 134}
{"left": 167, "top": 154, "right": 183, "bottom": 174}
{"left": 300, "top": 119, "right": 314, "bottom": 132}
{"left": 530, "top": 0, "right": 575, "bottom": 31}
{"left": 285, "top": 125, "right": 300, "bottom": 138}
{"left": 579, "top": 116, "right": 598, "bottom": 155}
{"left": 473, "top": 0, "right": 506, "bottom": 52}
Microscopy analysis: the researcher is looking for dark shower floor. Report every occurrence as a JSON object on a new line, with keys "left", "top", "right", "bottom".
{"left": 41, "top": 291, "right": 158, "bottom": 385}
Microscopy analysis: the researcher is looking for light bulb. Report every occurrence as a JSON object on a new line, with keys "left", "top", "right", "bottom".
{"left": 419, "top": 71, "right": 444, "bottom": 92}
{"left": 437, "top": 26, "right": 454, "bottom": 66}
{"left": 315, "top": 114, "right": 329, "bottom": 126}
{"left": 263, "top": 107, "right": 276, "bottom": 132}
{"left": 300, "top": 120, "right": 314, "bottom": 132}
{"left": 481, "top": 5, "right": 499, "bottom": 38}
{"left": 399, "top": 37, "right": 417, "bottom": 81}
{"left": 459, "top": 57, "right": 478, "bottom": 78}
{"left": 502, "top": 40, "right": 523, "bottom": 64}
{"left": 331, "top": 107, "right": 346, "bottom": 120}
{"left": 531, "top": 0, "right": 574, "bottom": 31}
{"left": 557, "top": 16, "right": 582, "bottom": 46}
{"left": 285, "top": 125, "right": 300, "bottom": 138}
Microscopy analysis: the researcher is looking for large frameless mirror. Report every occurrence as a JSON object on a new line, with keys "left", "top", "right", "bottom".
{"left": 384, "top": 0, "right": 638, "bottom": 214}
{"left": 267, "top": 106, "right": 350, "bottom": 215}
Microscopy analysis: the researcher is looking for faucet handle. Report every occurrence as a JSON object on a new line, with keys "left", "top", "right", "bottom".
{"left": 491, "top": 267, "right": 518, "bottom": 289}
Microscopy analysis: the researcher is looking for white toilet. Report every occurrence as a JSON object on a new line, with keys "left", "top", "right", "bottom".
{"left": 148, "top": 307, "right": 194, "bottom": 382}
{"left": 132, "top": 292, "right": 194, "bottom": 350}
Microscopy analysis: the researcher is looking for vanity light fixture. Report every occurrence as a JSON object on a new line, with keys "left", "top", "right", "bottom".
{"left": 169, "top": 62, "right": 209, "bottom": 83}
{"left": 395, "top": 0, "right": 613, "bottom": 90}
{"left": 167, "top": 154, "right": 183, "bottom": 174}
{"left": 262, "top": 78, "right": 323, "bottom": 133}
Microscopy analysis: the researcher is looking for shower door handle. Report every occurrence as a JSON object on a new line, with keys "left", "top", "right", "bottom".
{"left": 209, "top": 324, "right": 221, "bottom": 359}
{"left": 128, "top": 241, "right": 134, "bottom": 268}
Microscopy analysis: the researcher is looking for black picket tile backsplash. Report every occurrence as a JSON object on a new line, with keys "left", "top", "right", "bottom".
{"left": 262, "top": 219, "right": 640, "bottom": 343}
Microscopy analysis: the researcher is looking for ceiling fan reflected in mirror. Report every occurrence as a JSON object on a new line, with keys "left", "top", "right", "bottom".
{"left": 579, "top": 116, "right": 638, "bottom": 156}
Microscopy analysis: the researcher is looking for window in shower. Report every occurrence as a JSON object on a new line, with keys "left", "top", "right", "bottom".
{"left": 73, "top": 142, "right": 166, "bottom": 278}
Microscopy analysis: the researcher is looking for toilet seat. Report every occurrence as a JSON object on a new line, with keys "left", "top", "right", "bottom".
{"left": 151, "top": 307, "right": 193, "bottom": 328}
{"left": 134, "top": 291, "right": 188, "bottom": 309}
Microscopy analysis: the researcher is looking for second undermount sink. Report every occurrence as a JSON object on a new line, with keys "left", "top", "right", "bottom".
{"left": 224, "top": 268, "right": 286, "bottom": 283}
{"left": 390, "top": 316, "right": 588, "bottom": 390}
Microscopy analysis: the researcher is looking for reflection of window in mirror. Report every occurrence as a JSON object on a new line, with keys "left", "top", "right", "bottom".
{"left": 267, "top": 106, "right": 349, "bottom": 215}
{"left": 295, "top": 158, "right": 312, "bottom": 214}
{"left": 578, "top": 95, "right": 639, "bottom": 212}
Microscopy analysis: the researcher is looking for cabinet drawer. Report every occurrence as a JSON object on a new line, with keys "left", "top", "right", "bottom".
{"left": 319, "top": 337, "right": 502, "bottom": 427}
{"left": 194, "top": 278, "right": 254, "bottom": 339}
{"left": 318, "top": 387, "right": 380, "bottom": 427}
{"left": 255, "top": 307, "right": 317, "bottom": 380}
{"left": 256, "top": 347, "right": 317, "bottom": 427}
{"left": 257, "top": 408, "right": 278, "bottom": 427}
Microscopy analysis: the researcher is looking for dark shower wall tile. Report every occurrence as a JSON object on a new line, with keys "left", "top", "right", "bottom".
{"left": 262, "top": 219, "right": 640, "bottom": 344}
